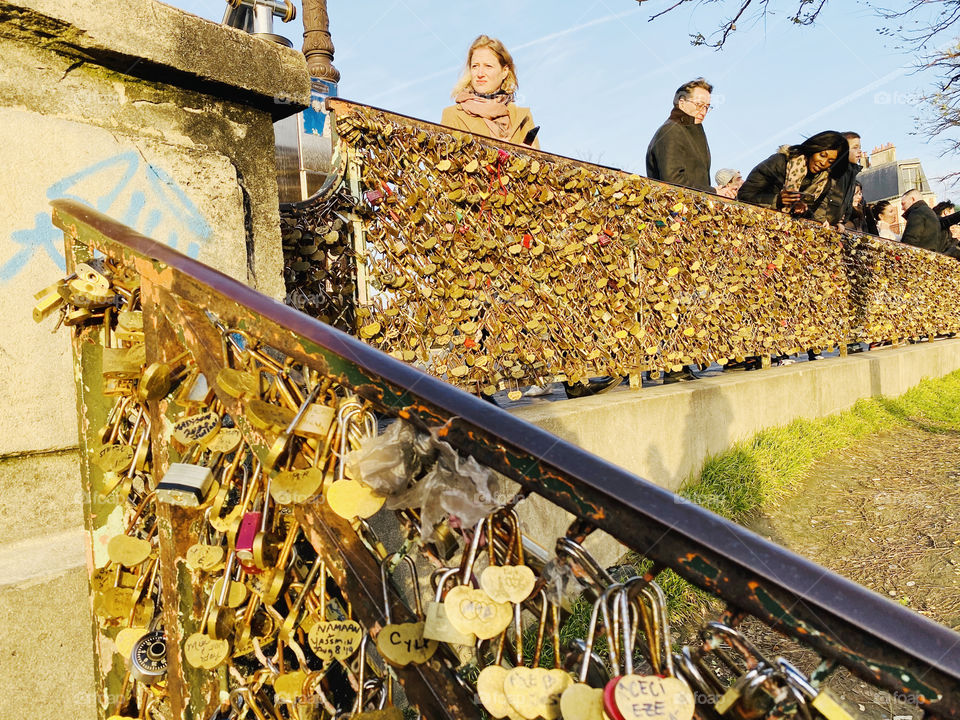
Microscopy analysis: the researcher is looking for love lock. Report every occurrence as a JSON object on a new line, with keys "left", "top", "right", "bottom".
{"left": 422, "top": 566, "right": 476, "bottom": 646}
{"left": 130, "top": 621, "right": 167, "bottom": 685}
{"left": 375, "top": 553, "right": 437, "bottom": 667}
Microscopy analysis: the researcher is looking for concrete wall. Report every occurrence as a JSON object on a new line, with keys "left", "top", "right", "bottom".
{"left": 0, "top": 1, "right": 309, "bottom": 717}
{"left": 510, "top": 340, "right": 960, "bottom": 564}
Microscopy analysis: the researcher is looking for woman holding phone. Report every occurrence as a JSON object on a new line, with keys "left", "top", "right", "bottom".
{"left": 441, "top": 35, "right": 540, "bottom": 148}
{"left": 738, "top": 131, "right": 850, "bottom": 225}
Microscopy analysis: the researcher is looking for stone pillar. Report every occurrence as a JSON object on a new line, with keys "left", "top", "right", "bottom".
{"left": 0, "top": 1, "right": 309, "bottom": 717}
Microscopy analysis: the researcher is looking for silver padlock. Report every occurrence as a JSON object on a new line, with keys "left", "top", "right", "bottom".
{"left": 130, "top": 628, "right": 167, "bottom": 684}
{"left": 156, "top": 460, "right": 214, "bottom": 507}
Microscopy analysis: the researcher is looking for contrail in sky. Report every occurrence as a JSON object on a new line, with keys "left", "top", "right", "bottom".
{"left": 367, "top": 7, "right": 642, "bottom": 103}
{"left": 735, "top": 66, "right": 912, "bottom": 162}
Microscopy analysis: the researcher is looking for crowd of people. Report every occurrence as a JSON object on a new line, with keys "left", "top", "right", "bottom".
{"left": 438, "top": 35, "right": 958, "bottom": 400}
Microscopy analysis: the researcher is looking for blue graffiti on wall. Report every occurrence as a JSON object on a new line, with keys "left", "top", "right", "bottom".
{"left": 2, "top": 151, "right": 212, "bottom": 283}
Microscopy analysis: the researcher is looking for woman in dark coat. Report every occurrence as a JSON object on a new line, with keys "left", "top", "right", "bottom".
{"left": 738, "top": 131, "right": 851, "bottom": 225}
{"left": 845, "top": 182, "right": 878, "bottom": 234}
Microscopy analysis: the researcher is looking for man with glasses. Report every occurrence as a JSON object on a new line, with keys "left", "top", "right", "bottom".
{"left": 646, "top": 78, "right": 714, "bottom": 192}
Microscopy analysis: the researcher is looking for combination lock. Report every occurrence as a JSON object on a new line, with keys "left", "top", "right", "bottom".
{"left": 130, "top": 630, "right": 168, "bottom": 684}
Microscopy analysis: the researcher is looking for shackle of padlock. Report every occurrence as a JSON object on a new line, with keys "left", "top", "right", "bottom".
{"left": 555, "top": 536, "right": 616, "bottom": 597}
{"left": 775, "top": 658, "right": 840, "bottom": 720}
{"left": 576, "top": 593, "right": 609, "bottom": 684}
{"left": 599, "top": 582, "right": 625, "bottom": 673}
{"left": 458, "top": 518, "right": 486, "bottom": 586}
{"left": 625, "top": 576, "right": 675, "bottom": 677}
{"left": 278, "top": 552, "right": 325, "bottom": 643}
{"left": 207, "top": 549, "right": 239, "bottom": 640}
{"left": 674, "top": 644, "right": 722, "bottom": 697}
{"left": 336, "top": 399, "right": 363, "bottom": 482}
{"left": 380, "top": 553, "right": 425, "bottom": 623}
{"left": 701, "top": 621, "right": 774, "bottom": 673}
{"left": 486, "top": 507, "right": 524, "bottom": 566}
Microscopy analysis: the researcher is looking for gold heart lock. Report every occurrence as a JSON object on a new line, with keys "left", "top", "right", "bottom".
{"left": 273, "top": 671, "right": 308, "bottom": 702}
{"left": 442, "top": 585, "right": 511, "bottom": 640}
{"left": 326, "top": 479, "right": 385, "bottom": 519}
{"left": 107, "top": 535, "right": 152, "bottom": 567}
{"left": 271, "top": 468, "right": 327, "bottom": 505}
{"left": 614, "top": 675, "right": 695, "bottom": 720}
{"left": 307, "top": 620, "right": 363, "bottom": 662}
{"left": 560, "top": 683, "right": 605, "bottom": 720}
{"left": 477, "top": 665, "right": 525, "bottom": 720}
{"left": 183, "top": 632, "right": 230, "bottom": 670}
{"left": 502, "top": 667, "right": 572, "bottom": 720}
{"left": 375, "top": 622, "right": 437, "bottom": 667}
{"left": 479, "top": 565, "right": 536, "bottom": 603}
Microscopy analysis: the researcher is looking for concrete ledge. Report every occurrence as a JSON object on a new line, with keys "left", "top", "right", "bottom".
{"left": 0, "top": 452, "right": 84, "bottom": 545}
{"left": 511, "top": 339, "right": 960, "bottom": 492}
{"left": 0, "top": 528, "right": 87, "bottom": 588}
{"left": 0, "top": 0, "right": 311, "bottom": 117}
{"left": 0, "top": 564, "right": 96, "bottom": 719}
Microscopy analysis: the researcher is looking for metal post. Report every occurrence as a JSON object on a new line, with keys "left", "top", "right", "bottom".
{"left": 302, "top": 0, "right": 340, "bottom": 83}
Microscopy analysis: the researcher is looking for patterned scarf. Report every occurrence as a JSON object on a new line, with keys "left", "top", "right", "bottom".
{"left": 779, "top": 145, "right": 830, "bottom": 206}
{"left": 454, "top": 91, "right": 513, "bottom": 139}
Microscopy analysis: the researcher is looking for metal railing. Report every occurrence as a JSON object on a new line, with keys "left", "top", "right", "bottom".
{"left": 50, "top": 199, "right": 960, "bottom": 719}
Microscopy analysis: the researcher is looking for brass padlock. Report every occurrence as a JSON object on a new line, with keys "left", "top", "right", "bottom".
{"left": 422, "top": 567, "right": 476, "bottom": 646}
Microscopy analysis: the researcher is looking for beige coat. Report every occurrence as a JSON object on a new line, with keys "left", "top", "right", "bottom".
{"left": 440, "top": 103, "right": 540, "bottom": 149}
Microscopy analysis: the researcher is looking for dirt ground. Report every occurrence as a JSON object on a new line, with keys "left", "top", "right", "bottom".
{"left": 726, "top": 424, "right": 960, "bottom": 719}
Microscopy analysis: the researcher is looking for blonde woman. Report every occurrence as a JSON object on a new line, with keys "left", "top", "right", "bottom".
{"left": 441, "top": 35, "right": 540, "bottom": 148}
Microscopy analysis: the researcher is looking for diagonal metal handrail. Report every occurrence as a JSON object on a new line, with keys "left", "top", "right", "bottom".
{"left": 53, "top": 198, "right": 960, "bottom": 719}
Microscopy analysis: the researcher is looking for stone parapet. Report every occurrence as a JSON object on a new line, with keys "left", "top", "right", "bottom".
{"left": 0, "top": 2, "right": 307, "bottom": 715}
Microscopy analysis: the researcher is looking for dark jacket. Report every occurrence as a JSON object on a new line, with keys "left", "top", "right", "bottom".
{"left": 646, "top": 108, "right": 712, "bottom": 191}
{"left": 737, "top": 151, "right": 847, "bottom": 225}
{"left": 901, "top": 200, "right": 943, "bottom": 252}
{"left": 939, "top": 211, "right": 960, "bottom": 258}
{"left": 833, "top": 163, "right": 861, "bottom": 227}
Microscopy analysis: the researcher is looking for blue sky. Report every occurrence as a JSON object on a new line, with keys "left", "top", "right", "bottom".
{"left": 175, "top": 1, "right": 955, "bottom": 198}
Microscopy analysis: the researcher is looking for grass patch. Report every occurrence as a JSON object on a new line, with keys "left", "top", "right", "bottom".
{"left": 556, "top": 369, "right": 960, "bottom": 642}
{"left": 679, "top": 369, "right": 960, "bottom": 523}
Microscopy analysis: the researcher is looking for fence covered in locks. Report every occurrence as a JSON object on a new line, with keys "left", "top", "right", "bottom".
{"left": 43, "top": 200, "right": 960, "bottom": 719}
{"left": 280, "top": 99, "right": 960, "bottom": 392}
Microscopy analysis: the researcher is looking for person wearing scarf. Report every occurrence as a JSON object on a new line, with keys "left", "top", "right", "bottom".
{"left": 738, "top": 131, "right": 851, "bottom": 225}
{"left": 441, "top": 35, "right": 539, "bottom": 148}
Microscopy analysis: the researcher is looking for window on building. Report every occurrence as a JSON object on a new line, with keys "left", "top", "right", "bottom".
{"left": 901, "top": 164, "right": 923, "bottom": 193}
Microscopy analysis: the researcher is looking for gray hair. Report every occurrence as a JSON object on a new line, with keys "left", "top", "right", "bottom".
{"left": 673, "top": 77, "right": 713, "bottom": 106}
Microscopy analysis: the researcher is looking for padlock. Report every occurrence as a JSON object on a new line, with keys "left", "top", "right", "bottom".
{"left": 560, "top": 594, "right": 608, "bottom": 720}
{"left": 353, "top": 634, "right": 404, "bottom": 720}
{"left": 497, "top": 589, "right": 570, "bottom": 720}
{"left": 778, "top": 658, "right": 855, "bottom": 720}
{"left": 278, "top": 552, "right": 324, "bottom": 643}
{"left": 375, "top": 553, "right": 437, "bottom": 667}
{"left": 130, "top": 618, "right": 167, "bottom": 685}
{"left": 423, "top": 567, "right": 476, "bottom": 646}
{"left": 255, "top": 519, "right": 301, "bottom": 606}
{"left": 685, "top": 622, "right": 789, "bottom": 720}
{"left": 263, "top": 380, "right": 323, "bottom": 470}
{"left": 156, "top": 461, "right": 214, "bottom": 507}
{"left": 603, "top": 584, "right": 696, "bottom": 720}
{"left": 207, "top": 550, "right": 239, "bottom": 640}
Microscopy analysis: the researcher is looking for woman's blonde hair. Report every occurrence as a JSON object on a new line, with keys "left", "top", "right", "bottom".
{"left": 451, "top": 35, "right": 518, "bottom": 98}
